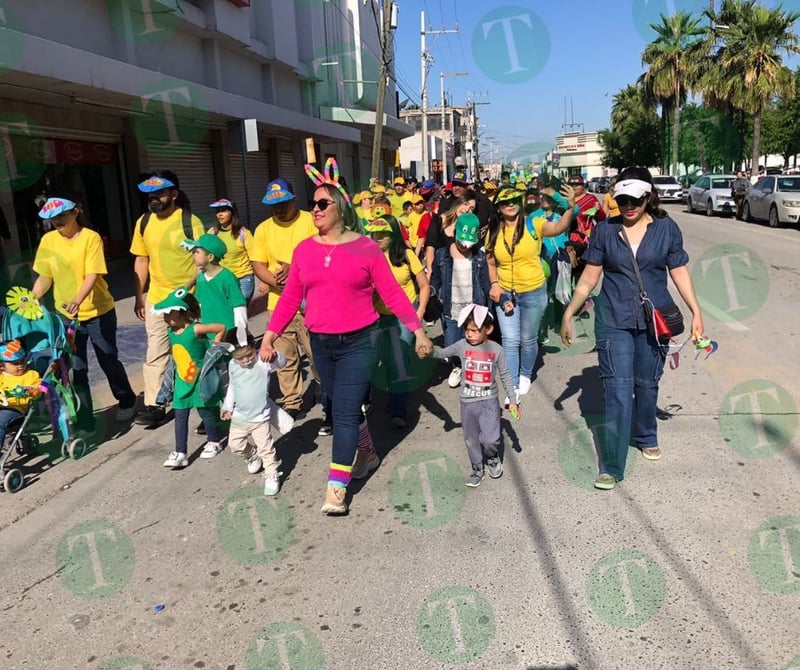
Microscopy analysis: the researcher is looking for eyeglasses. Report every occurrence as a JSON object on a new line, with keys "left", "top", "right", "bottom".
{"left": 616, "top": 195, "right": 646, "bottom": 207}
{"left": 310, "top": 199, "right": 336, "bottom": 211}
{"left": 498, "top": 200, "right": 520, "bottom": 206}
{"left": 567, "top": 181, "right": 583, "bottom": 187}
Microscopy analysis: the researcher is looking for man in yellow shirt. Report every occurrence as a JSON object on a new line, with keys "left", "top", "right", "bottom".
{"left": 130, "top": 171, "right": 205, "bottom": 426}
{"left": 387, "top": 177, "right": 409, "bottom": 218}
{"left": 251, "top": 178, "right": 319, "bottom": 418}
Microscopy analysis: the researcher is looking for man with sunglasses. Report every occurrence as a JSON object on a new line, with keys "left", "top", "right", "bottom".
{"left": 251, "top": 178, "right": 319, "bottom": 419}
{"left": 565, "top": 175, "right": 606, "bottom": 280}
{"left": 131, "top": 170, "right": 206, "bottom": 426}
{"left": 441, "top": 171, "right": 495, "bottom": 245}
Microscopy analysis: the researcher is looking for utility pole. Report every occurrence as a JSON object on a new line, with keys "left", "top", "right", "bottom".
{"left": 440, "top": 71, "right": 468, "bottom": 184}
{"left": 370, "top": 0, "right": 394, "bottom": 181}
{"left": 467, "top": 91, "right": 489, "bottom": 181}
{"left": 420, "top": 11, "right": 458, "bottom": 181}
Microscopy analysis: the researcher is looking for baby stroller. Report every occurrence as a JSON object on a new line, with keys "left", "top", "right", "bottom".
{"left": 0, "top": 288, "right": 86, "bottom": 493}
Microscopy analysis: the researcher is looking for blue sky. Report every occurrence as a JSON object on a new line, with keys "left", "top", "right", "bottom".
{"left": 391, "top": 0, "right": 799, "bottom": 160}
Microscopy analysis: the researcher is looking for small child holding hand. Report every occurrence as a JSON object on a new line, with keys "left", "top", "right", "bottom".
{"left": 221, "top": 336, "right": 289, "bottom": 496}
{"left": 427, "top": 304, "right": 519, "bottom": 487}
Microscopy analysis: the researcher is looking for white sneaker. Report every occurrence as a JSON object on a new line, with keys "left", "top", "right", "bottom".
{"left": 163, "top": 451, "right": 188, "bottom": 468}
{"left": 115, "top": 405, "right": 136, "bottom": 422}
{"left": 263, "top": 472, "right": 281, "bottom": 496}
{"left": 247, "top": 454, "right": 263, "bottom": 475}
{"left": 200, "top": 441, "right": 223, "bottom": 459}
{"left": 447, "top": 366, "right": 462, "bottom": 388}
{"left": 518, "top": 376, "right": 532, "bottom": 396}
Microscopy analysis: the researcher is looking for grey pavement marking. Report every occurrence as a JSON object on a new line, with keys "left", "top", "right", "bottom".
{"left": 417, "top": 586, "right": 495, "bottom": 665}
{"left": 56, "top": 520, "right": 135, "bottom": 598}
{"left": 386, "top": 450, "right": 466, "bottom": 529}
{"left": 217, "top": 485, "right": 295, "bottom": 566}
{"left": 245, "top": 621, "right": 324, "bottom": 670}
{"left": 748, "top": 516, "right": 800, "bottom": 595}
{"left": 719, "top": 380, "right": 797, "bottom": 458}
{"left": 587, "top": 549, "right": 666, "bottom": 628}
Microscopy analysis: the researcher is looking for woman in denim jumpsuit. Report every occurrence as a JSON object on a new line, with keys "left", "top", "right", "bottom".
{"left": 560, "top": 167, "right": 704, "bottom": 490}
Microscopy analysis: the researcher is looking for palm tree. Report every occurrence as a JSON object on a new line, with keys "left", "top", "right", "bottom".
{"left": 642, "top": 12, "right": 705, "bottom": 177}
{"left": 706, "top": 0, "right": 800, "bottom": 174}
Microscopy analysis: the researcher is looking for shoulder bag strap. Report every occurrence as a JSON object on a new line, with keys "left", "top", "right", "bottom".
{"left": 619, "top": 225, "right": 647, "bottom": 300}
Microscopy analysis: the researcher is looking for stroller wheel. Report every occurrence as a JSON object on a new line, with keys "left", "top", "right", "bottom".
{"left": 3, "top": 468, "right": 24, "bottom": 493}
{"left": 66, "top": 439, "right": 87, "bottom": 460}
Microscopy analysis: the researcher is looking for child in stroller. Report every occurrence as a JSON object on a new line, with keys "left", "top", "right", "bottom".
{"left": 0, "top": 288, "right": 87, "bottom": 492}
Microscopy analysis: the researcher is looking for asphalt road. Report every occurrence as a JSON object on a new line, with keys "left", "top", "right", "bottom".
{"left": 0, "top": 204, "right": 798, "bottom": 670}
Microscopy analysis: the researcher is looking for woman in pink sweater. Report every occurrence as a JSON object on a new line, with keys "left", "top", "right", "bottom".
{"left": 260, "top": 182, "right": 434, "bottom": 515}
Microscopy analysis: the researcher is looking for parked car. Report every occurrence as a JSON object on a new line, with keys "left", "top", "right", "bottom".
{"left": 742, "top": 175, "right": 800, "bottom": 228}
{"left": 652, "top": 175, "right": 683, "bottom": 202}
{"left": 587, "top": 178, "right": 608, "bottom": 194}
{"left": 686, "top": 174, "right": 736, "bottom": 216}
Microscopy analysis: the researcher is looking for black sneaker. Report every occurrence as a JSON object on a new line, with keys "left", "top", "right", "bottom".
{"left": 318, "top": 417, "right": 333, "bottom": 437}
{"left": 134, "top": 405, "right": 166, "bottom": 426}
{"left": 195, "top": 422, "right": 206, "bottom": 435}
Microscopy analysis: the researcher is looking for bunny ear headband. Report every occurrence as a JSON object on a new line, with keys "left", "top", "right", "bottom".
{"left": 457, "top": 304, "right": 492, "bottom": 329}
{"left": 304, "top": 157, "right": 351, "bottom": 205}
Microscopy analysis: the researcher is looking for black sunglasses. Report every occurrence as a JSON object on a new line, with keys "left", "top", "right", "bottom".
{"left": 310, "top": 199, "right": 336, "bottom": 211}
{"left": 616, "top": 194, "right": 646, "bottom": 207}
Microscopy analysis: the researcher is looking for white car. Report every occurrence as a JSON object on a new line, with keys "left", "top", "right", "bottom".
{"left": 742, "top": 175, "right": 800, "bottom": 228}
{"left": 686, "top": 174, "right": 736, "bottom": 216}
{"left": 652, "top": 175, "right": 683, "bottom": 202}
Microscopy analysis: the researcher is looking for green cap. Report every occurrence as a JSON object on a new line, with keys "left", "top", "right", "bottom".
{"left": 455, "top": 213, "right": 480, "bottom": 248}
{"left": 182, "top": 233, "right": 227, "bottom": 261}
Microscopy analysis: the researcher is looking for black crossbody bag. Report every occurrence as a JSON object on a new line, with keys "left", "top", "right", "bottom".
{"left": 620, "top": 227, "right": 684, "bottom": 341}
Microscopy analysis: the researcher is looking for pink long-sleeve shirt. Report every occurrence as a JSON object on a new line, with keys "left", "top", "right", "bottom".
{"left": 267, "top": 235, "right": 423, "bottom": 336}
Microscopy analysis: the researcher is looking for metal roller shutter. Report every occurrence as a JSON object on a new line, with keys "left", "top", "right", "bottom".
{"left": 279, "top": 150, "right": 309, "bottom": 207}
{"left": 146, "top": 144, "right": 217, "bottom": 229}
{"left": 229, "top": 150, "right": 271, "bottom": 229}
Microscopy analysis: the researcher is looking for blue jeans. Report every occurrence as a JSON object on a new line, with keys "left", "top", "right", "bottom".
{"left": 174, "top": 407, "right": 221, "bottom": 454}
{"left": 496, "top": 284, "right": 547, "bottom": 388}
{"left": 60, "top": 310, "right": 136, "bottom": 428}
{"left": 310, "top": 324, "right": 378, "bottom": 471}
{"left": 595, "top": 327, "right": 667, "bottom": 480}
{"left": 238, "top": 274, "right": 255, "bottom": 302}
{"left": 0, "top": 408, "right": 24, "bottom": 446}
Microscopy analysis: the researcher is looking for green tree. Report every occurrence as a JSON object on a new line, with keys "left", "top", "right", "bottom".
{"left": 679, "top": 103, "right": 737, "bottom": 172}
{"left": 600, "top": 85, "right": 662, "bottom": 169}
{"left": 761, "top": 68, "right": 800, "bottom": 168}
{"left": 707, "top": 0, "right": 800, "bottom": 173}
{"left": 642, "top": 11, "right": 705, "bottom": 177}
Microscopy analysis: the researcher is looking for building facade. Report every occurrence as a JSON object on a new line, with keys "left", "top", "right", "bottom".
{"left": 0, "top": 0, "right": 411, "bottom": 289}
{"left": 553, "top": 131, "right": 607, "bottom": 181}
{"left": 398, "top": 106, "right": 469, "bottom": 182}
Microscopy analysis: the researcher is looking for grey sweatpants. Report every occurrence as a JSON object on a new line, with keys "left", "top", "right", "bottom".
{"left": 460, "top": 397, "right": 502, "bottom": 469}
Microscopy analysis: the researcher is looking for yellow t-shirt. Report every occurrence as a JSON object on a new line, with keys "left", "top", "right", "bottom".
{"left": 217, "top": 227, "right": 255, "bottom": 279}
{"left": 603, "top": 192, "right": 620, "bottom": 218}
{"left": 251, "top": 210, "right": 317, "bottom": 310}
{"left": 375, "top": 249, "right": 423, "bottom": 315}
{"left": 0, "top": 369, "right": 41, "bottom": 411}
{"left": 489, "top": 219, "right": 546, "bottom": 293}
{"left": 129, "top": 208, "right": 205, "bottom": 304}
{"left": 388, "top": 191, "right": 410, "bottom": 219}
{"left": 33, "top": 228, "right": 115, "bottom": 322}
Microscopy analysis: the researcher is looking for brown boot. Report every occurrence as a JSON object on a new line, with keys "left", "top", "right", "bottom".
{"left": 320, "top": 485, "right": 348, "bottom": 515}
{"left": 352, "top": 449, "right": 380, "bottom": 480}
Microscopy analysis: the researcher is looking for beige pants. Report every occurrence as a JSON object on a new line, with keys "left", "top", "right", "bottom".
{"left": 143, "top": 301, "right": 171, "bottom": 406}
{"left": 268, "top": 310, "right": 319, "bottom": 411}
{"left": 228, "top": 420, "right": 279, "bottom": 476}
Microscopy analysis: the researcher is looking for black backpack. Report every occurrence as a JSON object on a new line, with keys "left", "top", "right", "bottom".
{"left": 139, "top": 208, "right": 195, "bottom": 239}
